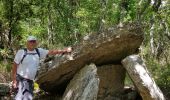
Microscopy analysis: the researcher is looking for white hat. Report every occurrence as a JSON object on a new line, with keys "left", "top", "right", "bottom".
{"left": 27, "top": 36, "right": 37, "bottom": 41}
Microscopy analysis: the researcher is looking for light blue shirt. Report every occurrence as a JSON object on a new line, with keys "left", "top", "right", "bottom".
{"left": 14, "top": 48, "right": 49, "bottom": 80}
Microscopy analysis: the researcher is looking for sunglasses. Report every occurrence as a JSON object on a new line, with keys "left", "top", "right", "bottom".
{"left": 28, "top": 40, "right": 36, "bottom": 43}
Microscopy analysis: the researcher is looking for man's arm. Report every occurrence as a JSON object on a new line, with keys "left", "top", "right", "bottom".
{"left": 48, "top": 47, "right": 72, "bottom": 55}
{"left": 12, "top": 62, "right": 18, "bottom": 88}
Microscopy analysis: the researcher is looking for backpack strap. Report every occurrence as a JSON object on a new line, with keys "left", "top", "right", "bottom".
{"left": 35, "top": 48, "right": 40, "bottom": 58}
{"left": 19, "top": 48, "right": 40, "bottom": 64}
{"left": 20, "top": 48, "right": 27, "bottom": 64}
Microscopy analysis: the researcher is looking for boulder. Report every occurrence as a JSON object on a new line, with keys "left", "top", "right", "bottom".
{"left": 97, "top": 64, "right": 126, "bottom": 100}
{"left": 122, "top": 86, "right": 142, "bottom": 100}
{"left": 62, "top": 63, "right": 99, "bottom": 100}
{"left": 121, "top": 55, "right": 165, "bottom": 100}
{"left": 36, "top": 23, "right": 144, "bottom": 93}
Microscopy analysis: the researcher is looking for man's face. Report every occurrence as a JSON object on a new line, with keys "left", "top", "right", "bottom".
{"left": 27, "top": 40, "right": 37, "bottom": 49}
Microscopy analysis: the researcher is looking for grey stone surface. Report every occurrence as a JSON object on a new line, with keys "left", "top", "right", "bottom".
{"left": 62, "top": 63, "right": 99, "bottom": 100}
{"left": 36, "top": 23, "right": 143, "bottom": 93}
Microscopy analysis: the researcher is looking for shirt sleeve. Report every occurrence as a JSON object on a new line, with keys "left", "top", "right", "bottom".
{"left": 38, "top": 48, "right": 49, "bottom": 59}
{"left": 14, "top": 50, "right": 24, "bottom": 64}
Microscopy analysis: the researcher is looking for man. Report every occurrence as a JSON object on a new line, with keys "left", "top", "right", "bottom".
{"left": 12, "top": 36, "right": 72, "bottom": 100}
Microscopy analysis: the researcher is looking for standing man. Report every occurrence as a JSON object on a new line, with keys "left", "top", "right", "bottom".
{"left": 12, "top": 36, "right": 72, "bottom": 100}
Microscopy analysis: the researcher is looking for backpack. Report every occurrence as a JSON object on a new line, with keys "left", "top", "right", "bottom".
{"left": 19, "top": 48, "right": 40, "bottom": 64}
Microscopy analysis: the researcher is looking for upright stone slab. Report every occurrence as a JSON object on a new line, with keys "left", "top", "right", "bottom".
{"left": 121, "top": 55, "right": 165, "bottom": 100}
{"left": 62, "top": 63, "right": 99, "bottom": 100}
{"left": 97, "top": 64, "right": 126, "bottom": 100}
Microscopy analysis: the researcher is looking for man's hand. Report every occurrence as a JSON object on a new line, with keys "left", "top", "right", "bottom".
{"left": 11, "top": 79, "right": 18, "bottom": 95}
{"left": 65, "top": 47, "right": 72, "bottom": 53}
{"left": 65, "top": 47, "right": 74, "bottom": 60}
{"left": 12, "top": 79, "right": 18, "bottom": 89}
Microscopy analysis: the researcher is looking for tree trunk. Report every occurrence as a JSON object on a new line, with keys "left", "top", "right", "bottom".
{"left": 121, "top": 55, "right": 165, "bottom": 100}
{"left": 150, "top": 17, "right": 155, "bottom": 55}
{"left": 97, "top": 0, "right": 107, "bottom": 33}
{"left": 47, "top": 0, "right": 54, "bottom": 45}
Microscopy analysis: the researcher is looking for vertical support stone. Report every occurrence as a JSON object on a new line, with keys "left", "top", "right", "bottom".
{"left": 122, "top": 55, "right": 165, "bottom": 100}
{"left": 62, "top": 63, "right": 99, "bottom": 100}
{"left": 97, "top": 64, "right": 126, "bottom": 100}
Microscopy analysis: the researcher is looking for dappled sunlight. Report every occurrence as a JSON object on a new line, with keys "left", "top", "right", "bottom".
{"left": 0, "top": 0, "right": 170, "bottom": 99}
{"left": 64, "top": 90, "right": 73, "bottom": 100}
{"left": 135, "top": 64, "right": 152, "bottom": 84}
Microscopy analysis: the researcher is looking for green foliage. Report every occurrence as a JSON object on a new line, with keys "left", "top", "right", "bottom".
{"left": 157, "top": 65, "right": 170, "bottom": 88}
{"left": 0, "top": 0, "right": 170, "bottom": 97}
{"left": 124, "top": 73, "right": 134, "bottom": 86}
{"left": 141, "top": 45, "right": 170, "bottom": 96}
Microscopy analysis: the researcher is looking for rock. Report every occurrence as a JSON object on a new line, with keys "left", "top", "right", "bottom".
{"left": 62, "top": 63, "right": 99, "bottom": 100}
{"left": 34, "top": 94, "right": 62, "bottom": 100}
{"left": 0, "top": 83, "right": 10, "bottom": 96}
{"left": 97, "top": 64, "right": 126, "bottom": 100}
{"left": 36, "top": 23, "right": 144, "bottom": 93}
{"left": 121, "top": 55, "right": 165, "bottom": 100}
{"left": 122, "top": 86, "right": 142, "bottom": 100}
